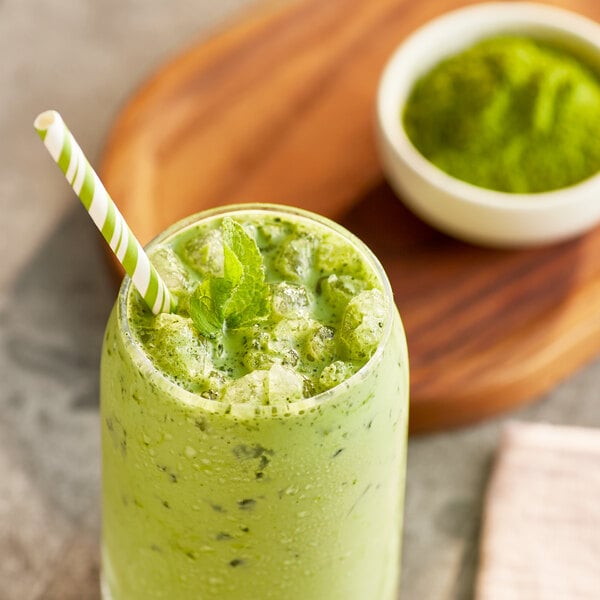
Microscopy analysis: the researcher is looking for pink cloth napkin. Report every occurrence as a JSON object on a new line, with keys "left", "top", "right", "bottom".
{"left": 476, "top": 422, "right": 600, "bottom": 600}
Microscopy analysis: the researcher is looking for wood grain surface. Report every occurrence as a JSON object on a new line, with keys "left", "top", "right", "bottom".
{"left": 100, "top": 0, "right": 600, "bottom": 433}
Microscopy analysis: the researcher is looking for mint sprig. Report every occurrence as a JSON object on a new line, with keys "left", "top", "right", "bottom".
{"left": 190, "top": 217, "right": 270, "bottom": 337}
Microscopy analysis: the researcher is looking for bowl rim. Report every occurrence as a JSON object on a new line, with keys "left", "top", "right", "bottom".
{"left": 376, "top": 1, "right": 600, "bottom": 212}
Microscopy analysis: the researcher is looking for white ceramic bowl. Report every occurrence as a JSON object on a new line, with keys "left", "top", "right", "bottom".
{"left": 376, "top": 2, "right": 600, "bottom": 247}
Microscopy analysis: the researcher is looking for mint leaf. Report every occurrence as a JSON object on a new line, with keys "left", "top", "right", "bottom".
{"left": 189, "top": 218, "right": 270, "bottom": 337}
{"left": 221, "top": 218, "right": 270, "bottom": 328}
{"left": 189, "top": 283, "right": 222, "bottom": 337}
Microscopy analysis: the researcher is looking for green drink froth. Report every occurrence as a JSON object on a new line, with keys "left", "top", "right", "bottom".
{"left": 101, "top": 205, "right": 408, "bottom": 599}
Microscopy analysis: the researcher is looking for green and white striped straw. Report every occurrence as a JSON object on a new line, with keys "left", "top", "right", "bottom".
{"left": 34, "top": 110, "right": 175, "bottom": 314}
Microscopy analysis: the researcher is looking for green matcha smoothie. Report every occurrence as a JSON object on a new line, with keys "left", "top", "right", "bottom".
{"left": 101, "top": 204, "right": 408, "bottom": 600}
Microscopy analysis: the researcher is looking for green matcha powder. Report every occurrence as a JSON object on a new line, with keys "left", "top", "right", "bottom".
{"left": 403, "top": 36, "right": 600, "bottom": 193}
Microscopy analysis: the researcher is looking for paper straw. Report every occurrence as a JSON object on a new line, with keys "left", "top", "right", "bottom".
{"left": 34, "top": 110, "right": 175, "bottom": 314}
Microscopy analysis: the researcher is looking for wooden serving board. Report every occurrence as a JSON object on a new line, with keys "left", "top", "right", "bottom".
{"left": 100, "top": 0, "right": 600, "bottom": 433}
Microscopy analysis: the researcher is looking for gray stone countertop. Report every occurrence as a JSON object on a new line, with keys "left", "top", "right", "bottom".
{"left": 2, "top": 1, "right": 600, "bottom": 599}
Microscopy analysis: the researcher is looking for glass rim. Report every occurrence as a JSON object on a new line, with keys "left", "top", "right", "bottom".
{"left": 117, "top": 203, "right": 397, "bottom": 419}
